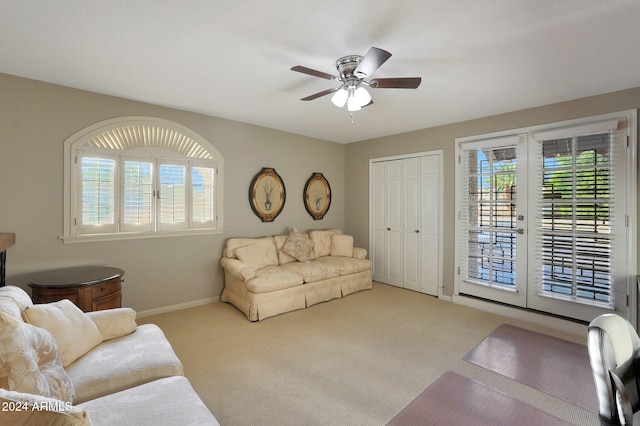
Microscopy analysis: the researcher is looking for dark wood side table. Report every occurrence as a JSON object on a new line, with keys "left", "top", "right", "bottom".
{"left": 29, "top": 266, "right": 124, "bottom": 312}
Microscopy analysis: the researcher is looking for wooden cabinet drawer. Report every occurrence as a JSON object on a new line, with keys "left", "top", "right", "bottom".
{"left": 92, "top": 291, "right": 122, "bottom": 311}
{"left": 91, "top": 278, "right": 121, "bottom": 298}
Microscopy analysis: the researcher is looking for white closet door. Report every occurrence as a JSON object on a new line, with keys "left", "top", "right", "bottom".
{"left": 371, "top": 160, "right": 403, "bottom": 287}
{"left": 420, "top": 155, "right": 440, "bottom": 296}
{"left": 403, "top": 157, "right": 421, "bottom": 292}
{"left": 371, "top": 152, "right": 442, "bottom": 295}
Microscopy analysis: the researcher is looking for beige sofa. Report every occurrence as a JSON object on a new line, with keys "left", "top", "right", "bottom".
{"left": 221, "top": 229, "right": 372, "bottom": 321}
{"left": 0, "top": 285, "right": 218, "bottom": 425}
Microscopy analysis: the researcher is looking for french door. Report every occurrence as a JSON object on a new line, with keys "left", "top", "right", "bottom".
{"left": 457, "top": 112, "right": 635, "bottom": 323}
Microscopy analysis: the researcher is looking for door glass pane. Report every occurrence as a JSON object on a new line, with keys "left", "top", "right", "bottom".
{"left": 466, "top": 146, "right": 517, "bottom": 289}
{"left": 540, "top": 132, "right": 612, "bottom": 305}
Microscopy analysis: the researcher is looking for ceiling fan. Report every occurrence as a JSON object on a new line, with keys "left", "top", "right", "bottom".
{"left": 291, "top": 47, "right": 421, "bottom": 112}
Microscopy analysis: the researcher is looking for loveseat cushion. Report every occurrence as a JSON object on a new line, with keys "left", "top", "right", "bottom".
{"left": 23, "top": 300, "right": 103, "bottom": 368}
{"left": 235, "top": 243, "right": 266, "bottom": 271}
{"left": 66, "top": 324, "right": 184, "bottom": 403}
{"left": 225, "top": 237, "right": 278, "bottom": 266}
{"left": 246, "top": 266, "right": 304, "bottom": 294}
{"left": 330, "top": 235, "right": 354, "bottom": 257}
{"left": 77, "top": 376, "right": 219, "bottom": 426}
{"left": 314, "top": 256, "right": 372, "bottom": 276}
{"left": 0, "top": 285, "right": 34, "bottom": 321}
{"left": 310, "top": 229, "right": 341, "bottom": 259}
{"left": 280, "top": 261, "right": 340, "bottom": 283}
{"left": 0, "top": 388, "right": 91, "bottom": 426}
{"left": 85, "top": 308, "right": 137, "bottom": 341}
{"left": 0, "top": 312, "right": 76, "bottom": 403}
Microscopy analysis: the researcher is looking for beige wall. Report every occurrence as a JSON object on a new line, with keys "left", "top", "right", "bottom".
{"left": 0, "top": 73, "right": 345, "bottom": 312}
{"left": 345, "top": 87, "right": 640, "bottom": 296}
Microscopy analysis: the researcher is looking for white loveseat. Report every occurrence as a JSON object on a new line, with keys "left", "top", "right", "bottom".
{"left": 221, "top": 228, "right": 372, "bottom": 321}
{"left": 0, "top": 285, "right": 218, "bottom": 425}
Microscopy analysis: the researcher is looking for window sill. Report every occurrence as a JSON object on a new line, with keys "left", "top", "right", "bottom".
{"left": 60, "top": 228, "right": 223, "bottom": 244}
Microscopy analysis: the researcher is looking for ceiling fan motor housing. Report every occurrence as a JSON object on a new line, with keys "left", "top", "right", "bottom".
{"left": 336, "top": 55, "right": 364, "bottom": 82}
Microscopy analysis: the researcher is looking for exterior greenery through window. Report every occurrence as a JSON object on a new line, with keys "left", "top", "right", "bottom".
{"left": 63, "top": 117, "right": 223, "bottom": 242}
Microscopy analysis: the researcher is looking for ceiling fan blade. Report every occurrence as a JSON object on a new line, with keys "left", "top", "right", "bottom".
{"left": 300, "top": 87, "right": 339, "bottom": 101}
{"left": 369, "top": 77, "right": 422, "bottom": 89}
{"left": 354, "top": 47, "right": 392, "bottom": 78}
{"left": 291, "top": 65, "right": 337, "bottom": 80}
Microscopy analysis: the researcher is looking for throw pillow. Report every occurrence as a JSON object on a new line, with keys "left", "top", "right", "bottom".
{"left": 235, "top": 244, "right": 267, "bottom": 271}
{"left": 0, "top": 388, "right": 90, "bottom": 425}
{"left": 331, "top": 235, "right": 354, "bottom": 257}
{"left": 281, "top": 227, "right": 315, "bottom": 263}
{"left": 23, "top": 300, "right": 103, "bottom": 368}
{"left": 85, "top": 308, "right": 137, "bottom": 341}
{"left": 0, "top": 312, "right": 76, "bottom": 403}
{"left": 310, "top": 229, "right": 340, "bottom": 258}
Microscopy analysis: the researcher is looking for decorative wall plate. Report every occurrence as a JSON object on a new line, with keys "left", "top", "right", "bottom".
{"left": 249, "top": 167, "right": 286, "bottom": 222}
{"left": 304, "top": 172, "right": 331, "bottom": 220}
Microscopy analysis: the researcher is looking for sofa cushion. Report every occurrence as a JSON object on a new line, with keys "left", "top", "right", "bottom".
{"left": 314, "top": 256, "right": 372, "bottom": 276}
{"left": 77, "top": 376, "right": 219, "bottom": 426}
{"left": 280, "top": 261, "right": 340, "bottom": 283}
{"left": 0, "top": 312, "right": 76, "bottom": 403}
{"left": 246, "top": 266, "right": 304, "bottom": 293}
{"left": 331, "top": 235, "right": 354, "bottom": 257}
{"left": 273, "top": 235, "right": 297, "bottom": 264}
{"left": 85, "top": 308, "right": 137, "bottom": 342}
{"left": 23, "top": 299, "right": 103, "bottom": 368}
{"left": 0, "top": 388, "right": 90, "bottom": 426}
{"left": 66, "top": 324, "right": 184, "bottom": 404}
{"left": 281, "top": 228, "right": 314, "bottom": 263}
{"left": 235, "top": 243, "right": 266, "bottom": 271}
{"left": 225, "top": 237, "right": 278, "bottom": 266}
{"left": 310, "top": 229, "right": 341, "bottom": 258}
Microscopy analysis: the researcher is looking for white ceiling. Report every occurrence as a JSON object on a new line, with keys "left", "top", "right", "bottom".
{"left": 1, "top": 1, "right": 639, "bottom": 144}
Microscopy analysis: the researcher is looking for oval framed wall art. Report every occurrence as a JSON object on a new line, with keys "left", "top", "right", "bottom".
{"left": 249, "top": 167, "right": 286, "bottom": 222}
{"left": 303, "top": 172, "right": 331, "bottom": 220}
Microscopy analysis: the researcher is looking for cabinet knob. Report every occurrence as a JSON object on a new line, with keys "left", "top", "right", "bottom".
{"left": 415, "top": 230, "right": 420, "bottom": 233}
{"left": 100, "top": 287, "right": 107, "bottom": 292}
{"left": 386, "top": 227, "right": 391, "bottom": 231}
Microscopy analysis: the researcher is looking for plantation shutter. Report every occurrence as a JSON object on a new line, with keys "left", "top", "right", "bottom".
{"left": 191, "top": 164, "right": 217, "bottom": 229}
{"left": 531, "top": 119, "right": 620, "bottom": 308}
{"left": 122, "top": 157, "right": 154, "bottom": 233}
{"left": 77, "top": 151, "right": 117, "bottom": 234}
{"left": 158, "top": 161, "right": 187, "bottom": 231}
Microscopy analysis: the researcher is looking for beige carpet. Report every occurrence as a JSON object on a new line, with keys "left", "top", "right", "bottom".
{"left": 139, "top": 283, "right": 599, "bottom": 426}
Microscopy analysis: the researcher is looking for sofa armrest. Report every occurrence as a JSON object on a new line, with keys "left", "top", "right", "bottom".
{"left": 220, "top": 257, "right": 256, "bottom": 282}
{"left": 353, "top": 247, "right": 367, "bottom": 259}
{"left": 86, "top": 308, "right": 137, "bottom": 341}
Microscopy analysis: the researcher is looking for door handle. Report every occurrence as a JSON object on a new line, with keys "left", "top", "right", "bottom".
{"left": 415, "top": 230, "right": 420, "bottom": 233}
{"left": 386, "top": 228, "right": 391, "bottom": 231}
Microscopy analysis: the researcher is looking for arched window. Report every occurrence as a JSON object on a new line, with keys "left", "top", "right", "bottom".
{"left": 62, "top": 117, "right": 224, "bottom": 242}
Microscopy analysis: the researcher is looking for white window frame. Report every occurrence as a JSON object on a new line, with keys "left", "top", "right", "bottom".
{"left": 62, "top": 117, "right": 224, "bottom": 243}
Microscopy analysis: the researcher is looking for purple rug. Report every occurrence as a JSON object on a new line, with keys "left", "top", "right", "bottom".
{"left": 463, "top": 323, "right": 597, "bottom": 412}
{"left": 387, "top": 371, "right": 570, "bottom": 425}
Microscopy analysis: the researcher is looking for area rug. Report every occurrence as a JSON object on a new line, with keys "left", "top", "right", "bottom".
{"left": 463, "top": 323, "right": 597, "bottom": 412}
{"left": 387, "top": 370, "right": 570, "bottom": 425}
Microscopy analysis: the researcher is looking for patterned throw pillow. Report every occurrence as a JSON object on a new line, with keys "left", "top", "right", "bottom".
{"left": 281, "top": 227, "right": 315, "bottom": 263}
{"left": 0, "top": 312, "right": 76, "bottom": 403}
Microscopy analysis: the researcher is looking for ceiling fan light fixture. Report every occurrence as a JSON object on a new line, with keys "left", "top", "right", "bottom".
{"left": 347, "top": 92, "right": 361, "bottom": 112}
{"left": 331, "top": 87, "right": 348, "bottom": 107}
{"left": 354, "top": 86, "right": 371, "bottom": 107}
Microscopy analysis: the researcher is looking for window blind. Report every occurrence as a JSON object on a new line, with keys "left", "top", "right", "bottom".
{"left": 532, "top": 122, "right": 618, "bottom": 308}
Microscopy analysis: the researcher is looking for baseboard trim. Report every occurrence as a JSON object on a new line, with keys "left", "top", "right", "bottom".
{"left": 451, "top": 294, "right": 588, "bottom": 338}
{"left": 136, "top": 296, "right": 219, "bottom": 319}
